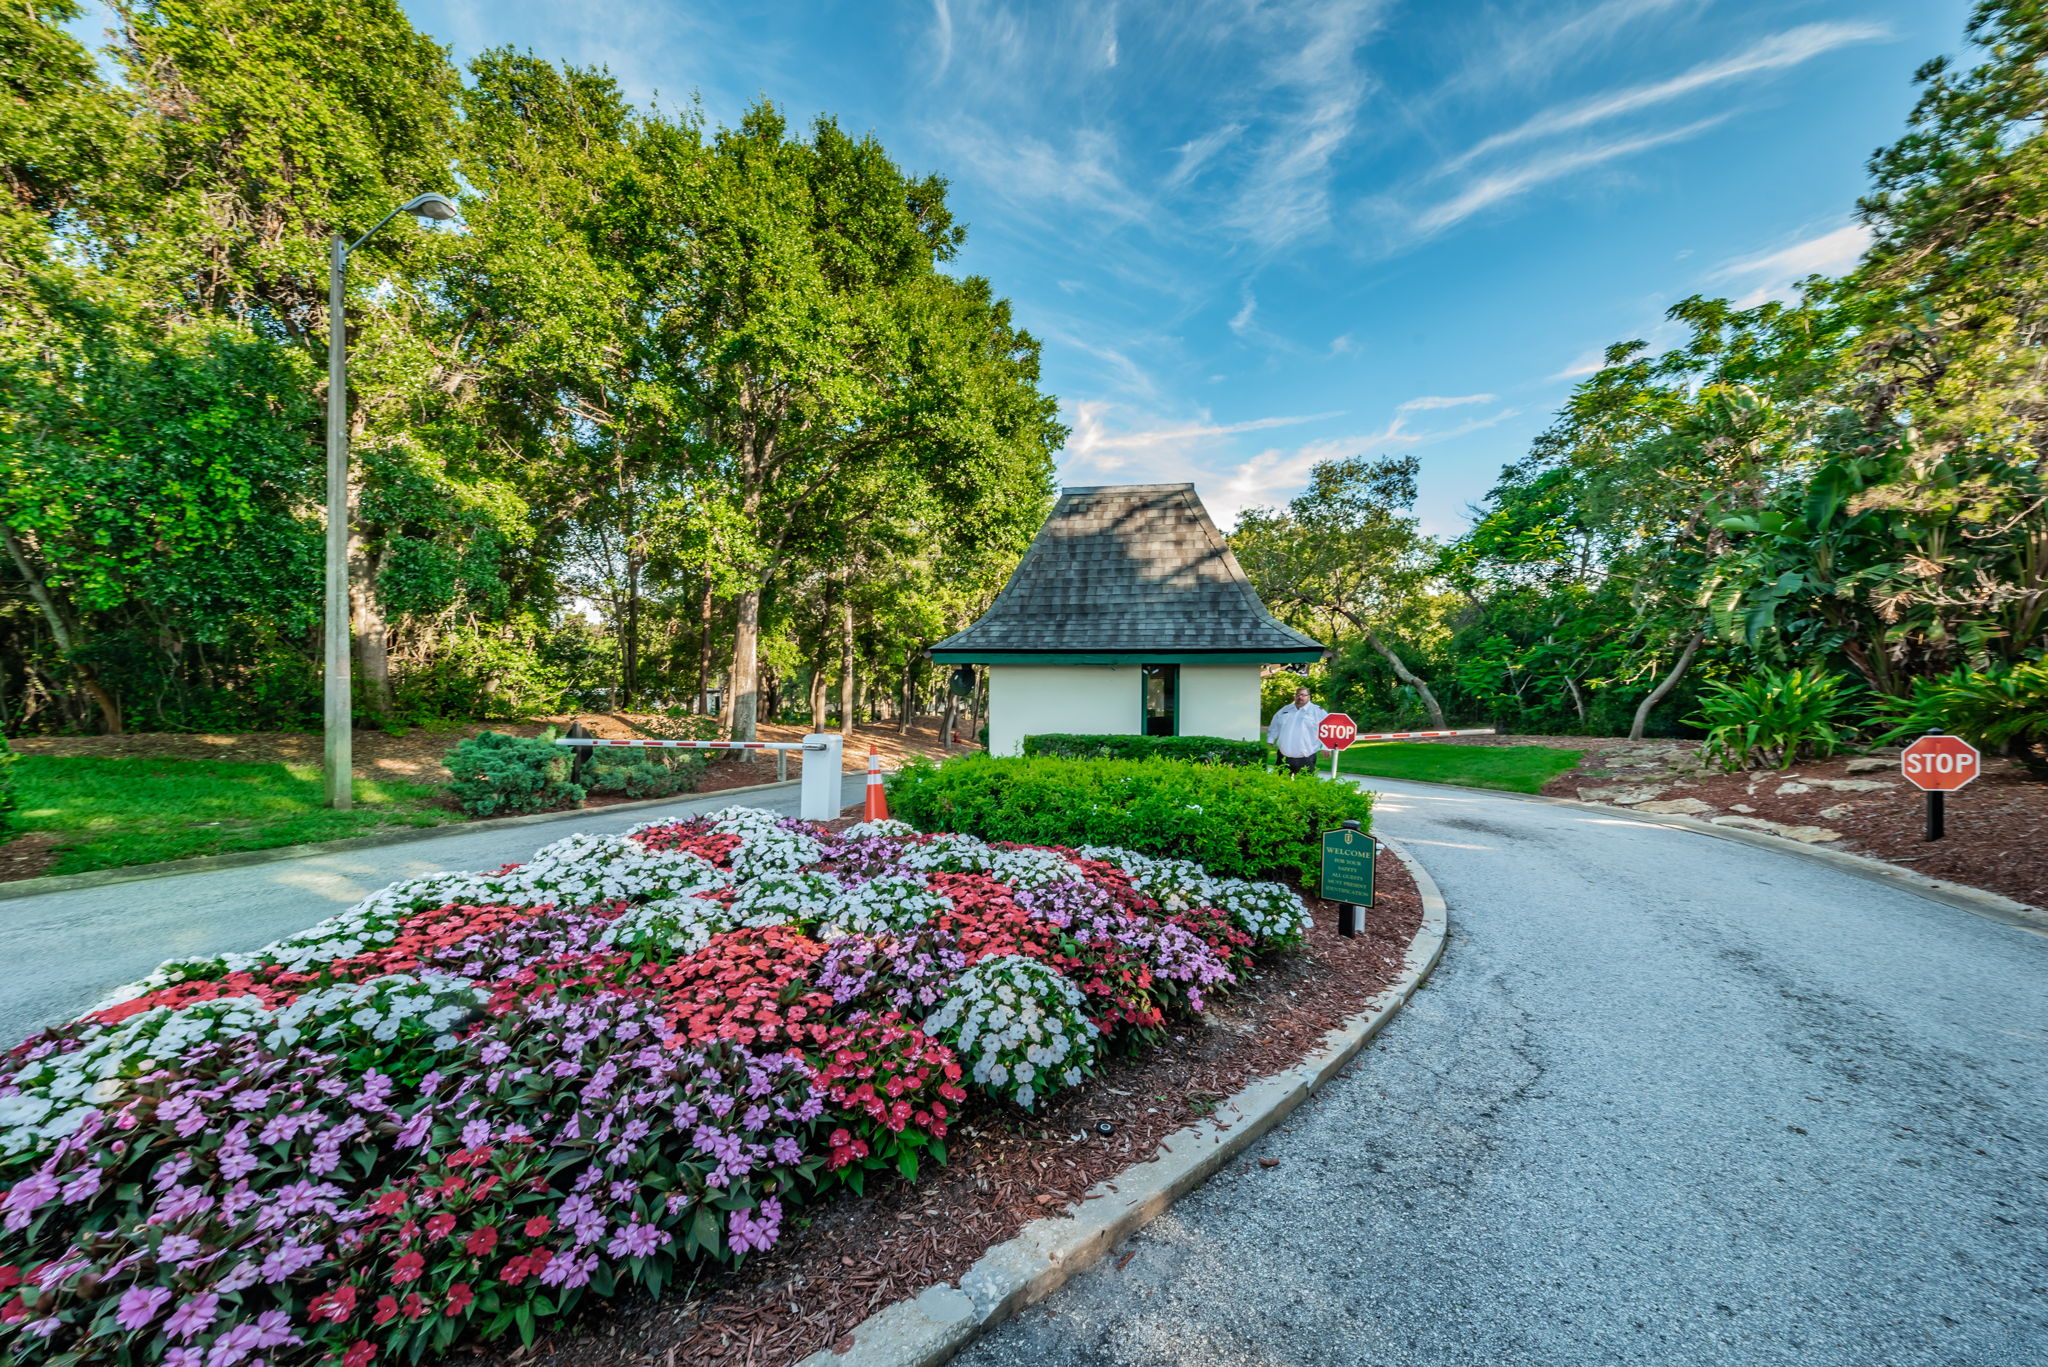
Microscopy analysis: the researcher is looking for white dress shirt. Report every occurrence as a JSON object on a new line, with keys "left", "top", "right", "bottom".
{"left": 1266, "top": 700, "right": 1329, "bottom": 758}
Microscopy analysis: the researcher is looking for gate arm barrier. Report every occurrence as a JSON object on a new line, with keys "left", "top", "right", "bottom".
{"left": 1350, "top": 727, "right": 1498, "bottom": 742}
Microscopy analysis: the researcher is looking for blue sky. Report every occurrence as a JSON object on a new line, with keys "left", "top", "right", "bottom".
{"left": 89, "top": 0, "right": 1975, "bottom": 534}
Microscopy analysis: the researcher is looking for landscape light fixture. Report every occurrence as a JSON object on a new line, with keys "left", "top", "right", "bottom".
{"left": 323, "top": 192, "right": 460, "bottom": 810}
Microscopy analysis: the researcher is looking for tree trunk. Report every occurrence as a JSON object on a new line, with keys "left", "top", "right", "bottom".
{"left": 969, "top": 667, "right": 986, "bottom": 746}
{"left": 348, "top": 534, "right": 394, "bottom": 719}
{"left": 838, "top": 593, "right": 856, "bottom": 740}
{"left": 939, "top": 692, "right": 959, "bottom": 752}
{"left": 1562, "top": 673, "right": 1586, "bottom": 723}
{"left": 2, "top": 524, "right": 122, "bottom": 733}
{"left": 1362, "top": 628, "right": 1445, "bottom": 729}
{"left": 726, "top": 587, "right": 761, "bottom": 741}
{"left": 695, "top": 576, "right": 715, "bottom": 713}
{"left": 898, "top": 656, "right": 916, "bottom": 735}
{"left": 1628, "top": 628, "right": 1704, "bottom": 741}
{"left": 808, "top": 663, "right": 828, "bottom": 733}
{"left": 620, "top": 552, "right": 642, "bottom": 711}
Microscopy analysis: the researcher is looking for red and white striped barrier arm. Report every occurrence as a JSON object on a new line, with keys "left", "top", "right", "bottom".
{"left": 1350, "top": 727, "right": 1498, "bottom": 741}
{"left": 552, "top": 738, "right": 809, "bottom": 751}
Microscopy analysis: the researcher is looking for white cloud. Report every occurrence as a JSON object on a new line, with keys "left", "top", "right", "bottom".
{"left": 1164, "top": 121, "right": 1245, "bottom": 191}
{"left": 930, "top": 0, "right": 954, "bottom": 79}
{"left": 1399, "top": 393, "right": 1496, "bottom": 411}
{"left": 1228, "top": 1, "right": 1385, "bottom": 250}
{"left": 1446, "top": 0, "right": 1696, "bottom": 97}
{"left": 1712, "top": 222, "right": 1873, "bottom": 304}
{"left": 1550, "top": 350, "right": 1607, "bottom": 380}
{"left": 1208, "top": 409, "right": 1519, "bottom": 526}
{"left": 1441, "top": 22, "right": 1890, "bottom": 176}
{"left": 1063, "top": 405, "right": 1347, "bottom": 481}
{"left": 1329, "top": 333, "right": 1358, "bottom": 357}
{"left": 1229, "top": 288, "right": 1259, "bottom": 340}
{"left": 1413, "top": 116, "right": 1729, "bottom": 236}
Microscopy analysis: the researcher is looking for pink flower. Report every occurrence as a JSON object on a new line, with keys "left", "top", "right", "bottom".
{"left": 115, "top": 1283, "right": 172, "bottom": 1331}
{"left": 164, "top": 1291, "right": 219, "bottom": 1342}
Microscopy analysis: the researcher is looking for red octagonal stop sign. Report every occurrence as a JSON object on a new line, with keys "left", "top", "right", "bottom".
{"left": 1319, "top": 713, "right": 1358, "bottom": 751}
{"left": 1902, "top": 733, "right": 1980, "bottom": 791}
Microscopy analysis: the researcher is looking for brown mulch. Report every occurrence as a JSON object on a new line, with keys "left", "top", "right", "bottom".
{"left": 0, "top": 830, "right": 61, "bottom": 883}
{"left": 461, "top": 848, "right": 1424, "bottom": 1367}
{"left": 1535, "top": 739, "right": 2048, "bottom": 910}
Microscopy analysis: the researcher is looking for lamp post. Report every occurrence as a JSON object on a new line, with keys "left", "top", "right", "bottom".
{"left": 325, "top": 193, "right": 459, "bottom": 809}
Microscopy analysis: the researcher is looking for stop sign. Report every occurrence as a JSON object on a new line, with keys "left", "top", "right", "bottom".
{"left": 1901, "top": 733, "right": 1980, "bottom": 791}
{"left": 1319, "top": 713, "right": 1358, "bottom": 751}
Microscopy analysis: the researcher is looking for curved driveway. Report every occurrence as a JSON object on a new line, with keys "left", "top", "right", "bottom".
{"left": 956, "top": 777, "right": 2048, "bottom": 1367}
{"left": 0, "top": 775, "right": 868, "bottom": 1045}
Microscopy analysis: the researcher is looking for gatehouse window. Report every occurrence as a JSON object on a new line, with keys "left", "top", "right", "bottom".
{"left": 1142, "top": 663, "right": 1178, "bottom": 736}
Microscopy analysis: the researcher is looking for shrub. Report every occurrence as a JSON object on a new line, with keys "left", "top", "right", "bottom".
{"left": 1878, "top": 660, "right": 2048, "bottom": 778}
{"left": 0, "top": 734, "right": 15, "bottom": 838}
{"left": 1691, "top": 666, "right": 1861, "bottom": 771}
{"left": 1021, "top": 732, "right": 1268, "bottom": 766}
{"left": 443, "top": 730, "right": 584, "bottom": 817}
{"left": 885, "top": 755, "right": 1373, "bottom": 891}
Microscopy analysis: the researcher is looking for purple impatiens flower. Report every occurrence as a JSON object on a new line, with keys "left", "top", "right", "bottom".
{"left": 163, "top": 1291, "right": 219, "bottom": 1342}
{"left": 115, "top": 1283, "right": 173, "bottom": 1331}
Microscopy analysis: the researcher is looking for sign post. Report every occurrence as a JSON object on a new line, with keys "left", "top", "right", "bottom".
{"left": 1900, "top": 730, "right": 1980, "bottom": 842}
{"left": 1319, "top": 712, "right": 1358, "bottom": 781}
{"left": 1320, "top": 818, "right": 1376, "bottom": 938}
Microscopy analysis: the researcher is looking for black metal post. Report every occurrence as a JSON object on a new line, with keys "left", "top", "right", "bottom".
{"left": 1926, "top": 789, "right": 1945, "bottom": 843}
{"left": 1338, "top": 818, "right": 1366, "bottom": 937}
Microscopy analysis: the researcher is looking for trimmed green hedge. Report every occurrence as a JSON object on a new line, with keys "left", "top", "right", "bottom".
{"left": 886, "top": 754, "right": 1371, "bottom": 892}
{"left": 1020, "top": 732, "right": 1268, "bottom": 766}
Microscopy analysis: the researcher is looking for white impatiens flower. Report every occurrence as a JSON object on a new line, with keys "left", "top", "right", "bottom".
{"left": 267, "top": 973, "right": 487, "bottom": 1051}
{"left": 986, "top": 846, "right": 1080, "bottom": 889}
{"left": 1076, "top": 845, "right": 1309, "bottom": 947}
{"left": 727, "top": 870, "right": 844, "bottom": 929}
{"left": 708, "top": 808, "right": 825, "bottom": 878}
{"left": 923, "top": 956, "right": 1099, "bottom": 1110}
{"left": 819, "top": 875, "right": 946, "bottom": 939}
{"left": 895, "top": 833, "right": 995, "bottom": 874}
{"left": 842, "top": 817, "right": 917, "bottom": 838}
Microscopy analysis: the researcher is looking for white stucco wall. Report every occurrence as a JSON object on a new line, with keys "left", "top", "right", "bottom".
{"left": 1175, "top": 663, "right": 1263, "bottom": 742}
{"left": 988, "top": 664, "right": 1139, "bottom": 756}
{"left": 987, "top": 661, "right": 1264, "bottom": 755}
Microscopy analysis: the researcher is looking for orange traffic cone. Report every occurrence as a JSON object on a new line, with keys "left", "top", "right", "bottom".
{"left": 864, "top": 746, "right": 890, "bottom": 822}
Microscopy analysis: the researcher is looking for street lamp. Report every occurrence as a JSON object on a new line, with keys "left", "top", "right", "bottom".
{"left": 324, "top": 193, "right": 459, "bottom": 809}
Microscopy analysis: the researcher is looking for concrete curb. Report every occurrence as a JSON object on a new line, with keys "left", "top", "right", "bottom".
{"left": 0, "top": 776, "right": 812, "bottom": 903}
{"left": 1360, "top": 775, "right": 2046, "bottom": 936}
{"left": 797, "top": 835, "right": 1450, "bottom": 1367}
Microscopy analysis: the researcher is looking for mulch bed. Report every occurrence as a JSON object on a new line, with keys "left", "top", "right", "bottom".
{"left": 1531, "top": 740, "right": 2048, "bottom": 910}
{"left": 453, "top": 847, "right": 1424, "bottom": 1367}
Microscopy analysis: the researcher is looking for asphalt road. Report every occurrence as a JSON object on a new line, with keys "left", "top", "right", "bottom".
{"left": 955, "top": 777, "right": 2048, "bottom": 1367}
{"left": 0, "top": 774, "right": 868, "bottom": 1045}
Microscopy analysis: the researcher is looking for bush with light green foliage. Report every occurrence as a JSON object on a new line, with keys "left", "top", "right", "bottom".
{"left": 1879, "top": 660, "right": 2048, "bottom": 778}
{"left": 1692, "top": 666, "right": 1861, "bottom": 771}
{"left": 885, "top": 754, "right": 1372, "bottom": 892}
{"left": 443, "top": 730, "right": 584, "bottom": 817}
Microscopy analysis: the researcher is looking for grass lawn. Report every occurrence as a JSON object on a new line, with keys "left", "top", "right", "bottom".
{"left": 7, "top": 755, "right": 457, "bottom": 875}
{"left": 1314, "top": 741, "right": 1584, "bottom": 794}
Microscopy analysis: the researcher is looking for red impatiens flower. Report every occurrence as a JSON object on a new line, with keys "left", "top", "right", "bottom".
{"left": 445, "top": 1283, "right": 474, "bottom": 1317}
{"left": 342, "top": 1342, "right": 377, "bottom": 1367}
{"left": 400, "top": 1293, "right": 427, "bottom": 1321}
{"left": 372, "top": 1295, "right": 399, "bottom": 1327}
{"left": 523, "top": 1215, "right": 552, "bottom": 1238}
{"left": 464, "top": 1225, "right": 499, "bottom": 1256}
{"left": 307, "top": 1284, "right": 357, "bottom": 1323}
{"left": 390, "top": 1252, "right": 424, "bottom": 1285}
{"left": 424, "top": 1213, "right": 457, "bottom": 1240}
{"left": 370, "top": 1190, "right": 407, "bottom": 1216}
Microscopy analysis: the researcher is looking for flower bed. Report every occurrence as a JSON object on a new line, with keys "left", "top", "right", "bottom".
{"left": 0, "top": 809, "right": 1317, "bottom": 1366}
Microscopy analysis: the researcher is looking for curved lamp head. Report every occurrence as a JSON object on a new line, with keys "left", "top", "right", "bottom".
{"left": 402, "top": 193, "right": 459, "bottom": 222}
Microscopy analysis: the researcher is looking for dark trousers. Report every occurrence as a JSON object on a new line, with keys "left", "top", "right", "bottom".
{"left": 1282, "top": 752, "right": 1316, "bottom": 776}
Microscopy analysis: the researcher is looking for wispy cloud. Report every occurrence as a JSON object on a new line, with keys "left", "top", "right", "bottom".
{"left": 1064, "top": 405, "right": 1347, "bottom": 478}
{"left": 1711, "top": 222, "right": 1872, "bottom": 304}
{"left": 1440, "top": 22, "right": 1891, "bottom": 176}
{"left": 929, "top": 0, "right": 953, "bottom": 80}
{"left": 1209, "top": 408, "right": 1519, "bottom": 526}
{"left": 1550, "top": 350, "right": 1608, "bottom": 380}
{"left": 1228, "top": 1, "right": 1385, "bottom": 250}
{"left": 1399, "top": 393, "right": 1496, "bottom": 411}
{"left": 1413, "top": 116, "right": 1728, "bottom": 236}
{"left": 1445, "top": 0, "right": 1697, "bottom": 98}
{"left": 1164, "top": 121, "right": 1245, "bottom": 192}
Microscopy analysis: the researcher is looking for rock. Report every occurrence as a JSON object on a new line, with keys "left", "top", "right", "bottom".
{"left": 1776, "top": 781, "right": 1812, "bottom": 795}
{"left": 1808, "top": 778, "right": 1895, "bottom": 793}
{"left": 1845, "top": 757, "right": 1894, "bottom": 774}
{"left": 1710, "top": 815, "right": 1843, "bottom": 844}
{"left": 1818, "top": 803, "right": 1856, "bottom": 820}
{"left": 1634, "top": 798, "right": 1716, "bottom": 816}
{"left": 1730, "top": 803, "right": 1756, "bottom": 814}
{"left": 1577, "top": 785, "right": 1668, "bottom": 804}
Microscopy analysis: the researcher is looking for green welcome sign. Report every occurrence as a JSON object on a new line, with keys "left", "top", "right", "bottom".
{"left": 1321, "top": 823, "right": 1377, "bottom": 907}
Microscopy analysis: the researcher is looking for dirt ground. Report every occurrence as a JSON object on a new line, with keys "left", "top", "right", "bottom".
{"left": 1461, "top": 735, "right": 2048, "bottom": 911}
{"left": 460, "top": 848, "right": 1423, "bottom": 1367}
{"left": 9, "top": 714, "right": 981, "bottom": 785}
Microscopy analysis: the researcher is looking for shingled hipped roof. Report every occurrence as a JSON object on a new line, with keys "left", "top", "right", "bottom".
{"left": 930, "top": 483, "right": 1324, "bottom": 662}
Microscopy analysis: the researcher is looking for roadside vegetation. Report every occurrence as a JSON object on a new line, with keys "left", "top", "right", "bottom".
{"left": 1236, "top": 4, "right": 2048, "bottom": 775}
{"left": 9, "top": 756, "right": 452, "bottom": 875}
